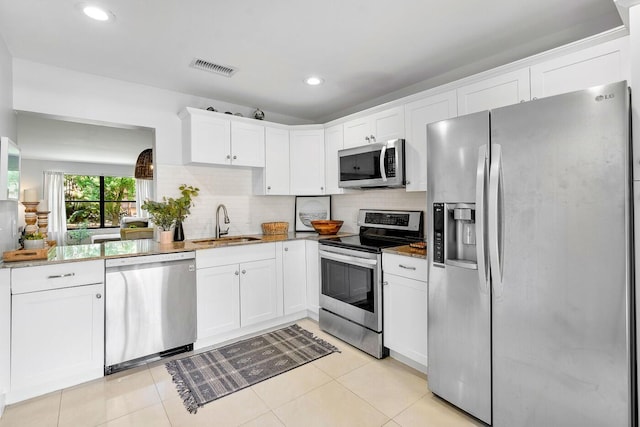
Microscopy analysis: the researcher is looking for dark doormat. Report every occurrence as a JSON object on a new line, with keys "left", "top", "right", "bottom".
{"left": 166, "top": 324, "right": 340, "bottom": 413}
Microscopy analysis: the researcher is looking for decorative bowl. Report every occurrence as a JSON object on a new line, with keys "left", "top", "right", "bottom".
{"left": 310, "top": 220, "right": 344, "bottom": 235}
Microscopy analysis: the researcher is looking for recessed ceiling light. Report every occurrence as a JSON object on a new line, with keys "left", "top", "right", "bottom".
{"left": 305, "top": 76, "right": 324, "bottom": 86}
{"left": 82, "top": 5, "right": 113, "bottom": 21}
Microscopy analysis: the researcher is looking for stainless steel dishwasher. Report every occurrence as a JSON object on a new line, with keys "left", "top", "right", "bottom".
{"left": 105, "top": 251, "right": 196, "bottom": 374}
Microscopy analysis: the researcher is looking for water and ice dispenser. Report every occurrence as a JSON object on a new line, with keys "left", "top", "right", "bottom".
{"left": 433, "top": 202, "right": 478, "bottom": 269}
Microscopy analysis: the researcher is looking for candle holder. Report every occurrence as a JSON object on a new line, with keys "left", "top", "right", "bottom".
{"left": 22, "top": 201, "right": 40, "bottom": 235}
{"left": 37, "top": 211, "right": 50, "bottom": 238}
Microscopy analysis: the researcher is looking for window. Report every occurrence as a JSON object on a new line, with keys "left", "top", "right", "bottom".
{"left": 65, "top": 175, "right": 136, "bottom": 229}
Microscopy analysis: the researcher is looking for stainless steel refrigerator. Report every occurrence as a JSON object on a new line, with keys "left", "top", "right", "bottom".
{"left": 426, "top": 81, "right": 634, "bottom": 426}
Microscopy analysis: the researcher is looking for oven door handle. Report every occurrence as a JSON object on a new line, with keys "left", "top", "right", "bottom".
{"left": 319, "top": 250, "right": 378, "bottom": 268}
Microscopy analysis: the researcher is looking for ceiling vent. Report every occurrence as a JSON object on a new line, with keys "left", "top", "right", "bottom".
{"left": 190, "top": 58, "right": 237, "bottom": 78}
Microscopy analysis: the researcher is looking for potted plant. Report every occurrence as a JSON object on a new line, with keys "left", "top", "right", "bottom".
{"left": 167, "top": 184, "right": 199, "bottom": 242}
{"left": 142, "top": 184, "right": 199, "bottom": 244}
{"left": 141, "top": 199, "right": 175, "bottom": 244}
{"left": 23, "top": 232, "right": 46, "bottom": 249}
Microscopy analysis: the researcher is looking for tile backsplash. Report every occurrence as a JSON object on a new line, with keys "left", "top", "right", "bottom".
{"left": 156, "top": 164, "right": 426, "bottom": 239}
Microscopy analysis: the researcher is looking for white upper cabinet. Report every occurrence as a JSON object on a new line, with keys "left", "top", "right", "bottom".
{"left": 231, "top": 121, "right": 265, "bottom": 167}
{"left": 530, "top": 37, "right": 629, "bottom": 100}
{"left": 324, "top": 124, "right": 344, "bottom": 195}
{"left": 343, "top": 106, "right": 405, "bottom": 148}
{"left": 254, "top": 126, "right": 290, "bottom": 195}
{"left": 404, "top": 90, "right": 457, "bottom": 192}
{"left": 180, "top": 107, "right": 265, "bottom": 167}
{"left": 290, "top": 128, "right": 325, "bottom": 195}
{"left": 457, "top": 68, "right": 530, "bottom": 115}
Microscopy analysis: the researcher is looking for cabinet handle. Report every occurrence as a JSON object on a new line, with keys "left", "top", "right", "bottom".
{"left": 320, "top": 186, "right": 324, "bottom": 191}
{"left": 399, "top": 264, "right": 416, "bottom": 270}
{"left": 235, "top": 270, "right": 240, "bottom": 276}
{"left": 267, "top": 186, "right": 271, "bottom": 190}
{"left": 233, "top": 155, "right": 237, "bottom": 160}
{"left": 47, "top": 273, "right": 75, "bottom": 279}
{"left": 365, "top": 136, "right": 370, "bottom": 142}
{"left": 284, "top": 247, "right": 288, "bottom": 251}
{"left": 96, "top": 293, "right": 102, "bottom": 299}
{"left": 242, "top": 269, "right": 246, "bottom": 274}
{"left": 226, "top": 154, "right": 231, "bottom": 159}
{"left": 406, "top": 180, "right": 411, "bottom": 185}
{"left": 382, "top": 281, "right": 389, "bottom": 286}
{"left": 370, "top": 135, "right": 376, "bottom": 142}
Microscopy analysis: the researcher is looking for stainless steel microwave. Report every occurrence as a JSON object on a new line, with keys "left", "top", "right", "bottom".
{"left": 338, "top": 139, "right": 405, "bottom": 188}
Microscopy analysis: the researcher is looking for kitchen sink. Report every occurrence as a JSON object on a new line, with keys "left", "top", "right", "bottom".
{"left": 192, "top": 236, "right": 262, "bottom": 245}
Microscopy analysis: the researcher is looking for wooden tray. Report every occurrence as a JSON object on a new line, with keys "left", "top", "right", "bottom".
{"left": 3, "top": 242, "right": 56, "bottom": 262}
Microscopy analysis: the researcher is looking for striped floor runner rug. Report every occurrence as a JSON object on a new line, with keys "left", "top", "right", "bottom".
{"left": 166, "top": 324, "right": 340, "bottom": 413}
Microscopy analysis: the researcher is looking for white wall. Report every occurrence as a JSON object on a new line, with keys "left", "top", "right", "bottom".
{"left": 0, "top": 35, "right": 14, "bottom": 140}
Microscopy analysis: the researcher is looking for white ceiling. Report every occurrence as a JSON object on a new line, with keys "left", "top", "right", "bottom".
{"left": 0, "top": 1, "right": 623, "bottom": 123}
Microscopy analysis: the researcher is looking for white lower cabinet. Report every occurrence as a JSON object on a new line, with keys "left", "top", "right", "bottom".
{"left": 196, "top": 264, "right": 241, "bottom": 338}
{"left": 282, "top": 240, "right": 307, "bottom": 315}
{"left": 9, "top": 260, "right": 105, "bottom": 403}
{"left": 240, "top": 259, "right": 279, "bottom": 326}
{"left": 195, "top": 243, "right": 281, "bottom": 346}
{"left": 383, "top": 253, "right": 427, "bottom": 369}
{"left": 0, "top": 269, "right": 10, "bottom": 415}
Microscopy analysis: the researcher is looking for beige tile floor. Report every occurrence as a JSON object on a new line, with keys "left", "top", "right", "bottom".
{"left": 0, "top": 318, "right": 485, "bottom": 427}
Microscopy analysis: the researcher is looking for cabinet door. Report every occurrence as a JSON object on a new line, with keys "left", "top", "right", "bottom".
{"left": 324, "top": 124, "right": 344, "bottom": 195}
{"left": 343, "top": 117, "right": 371, "bottom": 148}
{"left": 187, "top": 112, "right": 231, "bottom": 165}
{"left": 231, "top": 121, "right": 265, "bottom": 167}
{"left": 530, "top": 37, "right": 629, "bottom": 100}
{"left": 370, "top": 106, "right": 405, "bottom": 142}
{"left": 283, "top": 240, "right": 307, "bottom": 315}
{"left": 383, "top": 273, "right": 427, "bottom": 367}
{"left": 305, "top": 240, "right": 320, "bottom": 315}
{"left": 404, "top": 90, "right": 457, "bottom": 192}
{"left": 240, "top": 258, "right": 278, "bottom": 326}
{"left": 11, "top": 283, "right": 104, "bottom": 401}
{"left": 290, "top": 129, "right": 325, "bottom": 195}
{"left": 457, "top": 68, "right": 530, "bottom": 115}
{"left": 196, "top": 264, "right": 240, "bottom": 339}
{"left": 0, "top": 270, "right": 9, "bottom": 406}
{"left": 264, "top": 127, "right": 290, "bottom": 194}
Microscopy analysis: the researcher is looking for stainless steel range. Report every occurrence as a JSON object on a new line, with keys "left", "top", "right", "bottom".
{"left": 318, "top": 209, "right": 423, "bottom": 358}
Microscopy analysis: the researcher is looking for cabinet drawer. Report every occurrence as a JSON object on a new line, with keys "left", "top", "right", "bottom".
{"left": 11, "top": 260, "right": 105, "bottom": 294}
{"left": 196, "top": 242, "right": 276, "bottom": 269}
{"left": 383, "top": 253, "right": 426, "bottom": 282}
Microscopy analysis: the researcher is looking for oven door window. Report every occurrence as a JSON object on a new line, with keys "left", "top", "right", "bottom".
{"left": 321, "top": 258, "right": 375, "bottom": 312}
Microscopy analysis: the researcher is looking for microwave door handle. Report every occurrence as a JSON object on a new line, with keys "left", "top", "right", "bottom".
{"left": 319, "top": 250, "right": 378, "bottom": 268}
{"left": 379, "top": 145, "right": 388, "bottom": 182}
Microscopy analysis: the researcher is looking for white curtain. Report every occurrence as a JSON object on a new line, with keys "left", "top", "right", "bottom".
{"left": 44, "top": 171, "right": 67, "bottom": 245}
{"left": 135, "top": 179, "right": 153, "bottom": 218}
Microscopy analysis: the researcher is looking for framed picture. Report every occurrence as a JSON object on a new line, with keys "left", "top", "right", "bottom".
{"left": 295, "top": 196, "right": 331, "bottom": 232}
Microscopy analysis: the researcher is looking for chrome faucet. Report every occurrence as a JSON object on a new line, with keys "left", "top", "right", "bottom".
{"left": 215, "top": 204, "right": 230, "bottom": 238}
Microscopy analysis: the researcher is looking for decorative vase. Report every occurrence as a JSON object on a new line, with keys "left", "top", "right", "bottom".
{"left": 173, "top": 221, "right": 185, "bottom": 242}
{"left": 159, "top": 230, "right": 173, "bottom": 245}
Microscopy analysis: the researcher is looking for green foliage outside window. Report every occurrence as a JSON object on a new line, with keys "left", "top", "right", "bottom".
{"left": 65, "top": 175, "right": 136, "bottom": 228}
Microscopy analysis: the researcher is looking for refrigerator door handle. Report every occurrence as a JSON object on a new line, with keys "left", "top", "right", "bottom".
{"left": 379, "top": 145, "right": 388, "bottom": 182}
{"left": 475, "top": 145, "right": 489, "bottom": 294}
{"left": 489, "top": 143, "right": 504, "bottom": 296}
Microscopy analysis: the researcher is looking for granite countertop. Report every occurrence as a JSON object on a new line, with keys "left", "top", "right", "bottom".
{"left": 2, "top": 232, "right": 355, "bottom": 268}
{"left": 382, "top": 244, "right": 427, "bottom": 260}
